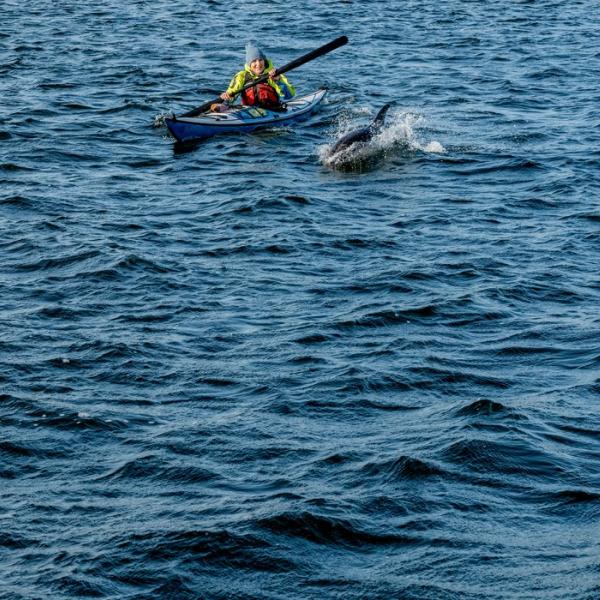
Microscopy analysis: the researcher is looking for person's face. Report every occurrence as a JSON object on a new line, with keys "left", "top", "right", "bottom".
{"left": 250, "top": 58, "right": 265, "bottom": 75}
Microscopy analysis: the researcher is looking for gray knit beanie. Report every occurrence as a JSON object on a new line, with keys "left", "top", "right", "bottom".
{"left": 245, "top": 41, "right": 266, "bottom": 65}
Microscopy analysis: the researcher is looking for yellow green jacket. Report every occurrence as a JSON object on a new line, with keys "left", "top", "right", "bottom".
{"left": 226, "top": 59, "right": 295, "bottom": 100}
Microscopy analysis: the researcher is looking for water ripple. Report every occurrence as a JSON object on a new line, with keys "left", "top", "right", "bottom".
{"left": 2, "top": 1, "right": 599, "bottom": 598}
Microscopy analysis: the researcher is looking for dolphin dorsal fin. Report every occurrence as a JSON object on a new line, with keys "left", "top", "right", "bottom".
{"left": 372, "top": 103, "right": 391, "bottom": 128}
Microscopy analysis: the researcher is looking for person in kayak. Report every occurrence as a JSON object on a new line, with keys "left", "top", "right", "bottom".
{"left": 218, "top": 42, "right": 295, "bottom": 110}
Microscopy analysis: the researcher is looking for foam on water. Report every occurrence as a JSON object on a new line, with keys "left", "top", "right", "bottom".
{"left": 320, "top": 109, "right": 445, "bottom": 171}
{"left": 152, "top": 112, "right": 171, "bottom": 127}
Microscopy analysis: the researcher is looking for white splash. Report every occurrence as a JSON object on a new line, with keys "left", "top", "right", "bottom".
{"left": 424, "top": 140, "right": 446, "bottom": 153}
{"left": 153, "top": 112, "right": 173, "bottom": 127}
{"left": 319, "top": 108, "right": 445, "bottom": 170}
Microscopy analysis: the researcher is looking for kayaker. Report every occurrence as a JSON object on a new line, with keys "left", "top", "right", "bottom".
{"left": 218, "top": 42, "right": 295, "bottom": 110}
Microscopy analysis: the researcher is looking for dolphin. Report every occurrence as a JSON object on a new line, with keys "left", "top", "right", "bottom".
{"left": 329, "top": 103, "right": 391, "bottom": 155}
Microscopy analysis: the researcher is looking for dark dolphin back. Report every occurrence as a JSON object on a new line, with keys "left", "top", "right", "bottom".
{"left": 329, "top": 103, "right": 392, "bottom": 155}
{"left": 330, "top": 127, "right": 372, "bottom": 153}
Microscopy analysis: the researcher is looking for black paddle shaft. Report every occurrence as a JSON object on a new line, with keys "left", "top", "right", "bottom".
{"left": 179, "top": 36, "right": 348, "bottom": 118}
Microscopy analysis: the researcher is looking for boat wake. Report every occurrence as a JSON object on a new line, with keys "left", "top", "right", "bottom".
{"left": 319, "top": 109, "right": 445, "bottom": 172}
{"left": 152, "top": 112, "right": 173, "bottom": 128}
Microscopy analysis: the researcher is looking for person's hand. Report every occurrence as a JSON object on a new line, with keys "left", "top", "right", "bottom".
{"left": 220, "top": 91, "right": 232, "bottom": 101}
{"left": 269, "top": 69, "right": 279, "bottom": 80}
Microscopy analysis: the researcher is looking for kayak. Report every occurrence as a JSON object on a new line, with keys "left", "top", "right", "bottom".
{"left": 165, "top": 88, "right": 327, "bottom": 143}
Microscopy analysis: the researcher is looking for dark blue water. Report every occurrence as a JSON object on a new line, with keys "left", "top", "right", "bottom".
{"left": 2, "top": 1, "right": 599, "bottom": 598}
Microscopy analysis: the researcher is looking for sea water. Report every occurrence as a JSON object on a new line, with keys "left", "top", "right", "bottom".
{"left": 1, "top": 1, "right": 599, "bottom": 598}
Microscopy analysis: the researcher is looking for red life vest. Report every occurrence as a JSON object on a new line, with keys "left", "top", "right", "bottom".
{"left": 241, "top": 81, "right": 281, "bottom": 108}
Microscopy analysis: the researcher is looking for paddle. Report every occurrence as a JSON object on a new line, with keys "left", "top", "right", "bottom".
{"left": 178, "top": 36, "right": 348, "bottom": 119}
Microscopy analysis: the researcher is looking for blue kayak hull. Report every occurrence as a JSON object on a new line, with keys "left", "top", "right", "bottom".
{"left": 166, "top": 89, "right": 327, "bottom": 143}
